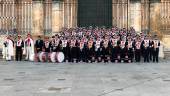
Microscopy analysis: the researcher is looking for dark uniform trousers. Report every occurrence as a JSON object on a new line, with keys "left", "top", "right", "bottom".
{"left": 16, "top": 46, "right": 23, "bottom": 61}
{"left": 87, "top": 47, "right": 95, "bottom": 62}
{"left": 79, "top": 48, "right": 87, "bottom": 62}
{"left": 143, "top": 47, "right": 150, "bottom": 62}
{"left": 95, "top": 48, "right": 102, "bottom": 62}
{"left": 149, "top": 47, "right": 153, "bottom": 60}
{"left": 152, "top": 48, "right": 159, "bottom": 62}
{"left": 102, "top": 47, "right": 110, "bottom": 62}
{"left": 114, "top": 46, "right": 121, "bottom": 62}
{"left": 135, "top": 49, "right": 141, "bottom": 62}
{"left": 70, "top": 47, "right": 79, "bottom": 62}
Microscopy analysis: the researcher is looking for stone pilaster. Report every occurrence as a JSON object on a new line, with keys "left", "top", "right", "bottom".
{"left": 32, "top": 0, "right": 44, "bottom": 36}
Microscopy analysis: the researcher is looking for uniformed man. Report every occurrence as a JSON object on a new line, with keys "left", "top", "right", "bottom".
{"left": 95, "top": 37, "right": 102, "bottom": 62}
{"left": 102, "top": 37, "right": 110, "bottom": 62}
{"left": 16, "top": 35, "right": 24, "bottom": 61}
{"left": 135, "top": 37, "right": 142, "bottom": 62}
{"left": 126, "top": 37, "right": 134, "bottom": 62}
{"left": 35, "top": 36, "right": 44, "bottom": 53}
{"left": 55, "top": 35, "right": 62, "bottom": 52}
{"left": 114, "top": 39, "right": 121, "bottom": 63}
{"left": 43, "top": 37, "right": 51, "bottom": 53}
{"left": 148, "top": 35, "right": 153, "bottom": 61}
{"left": 79, "top": 38, "right": 86, "bottom": 62}
{"left": 87, "top": 37, "right": 95, "bottom": 62}
{"left": 50, "top": 36, "right": 56, "bottom": 52}
{"left": 142, "top": 36, "right": 151, "bottom": 62}
{"left": 70, "top": 37, "right": 78, "bottom": 62}
{"left": 61, "top": 37, "right": 68, "bottom": 62}
{"left": 111, "top": 36, "right": 118, "bottom": 62}
{"left": 152, "top": 35, "right": 160, "bottom": 63}
{"left": 120, "top": 36, "right": 126, "bottom": 61}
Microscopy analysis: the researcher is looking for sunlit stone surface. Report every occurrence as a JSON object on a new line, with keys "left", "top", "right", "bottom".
{"left": 0, "top": 61, "right": 170, "bottom": 96}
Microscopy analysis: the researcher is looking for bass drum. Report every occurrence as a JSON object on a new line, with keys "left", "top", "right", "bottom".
{"left": 49, "top": 52, "right": 57, "bottom": 63}
{"left": 56, "top": 52, "right": 65, "bottom": 63}
{"left": 39, "top": 52, "right": 47, "bottom": 62}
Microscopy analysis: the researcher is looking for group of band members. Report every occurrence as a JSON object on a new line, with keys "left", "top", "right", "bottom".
{"left": 2, "top": 26, "right": 160, "bottom": 63}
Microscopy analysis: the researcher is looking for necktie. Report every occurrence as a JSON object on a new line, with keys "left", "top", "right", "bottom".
{"left": 28, "top": 39, "right": 30, "bottom": 46}
{"left": 18, "top": 40, "right": 20, "bottom": 46}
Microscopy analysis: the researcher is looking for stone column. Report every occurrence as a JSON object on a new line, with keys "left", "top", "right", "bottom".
{"left": 32, "top": 0, "right": 44, "bottom": 36}
{"left": 63, "top": 0, "right": 77, "bottom": 28}
{"left": 44, "top": 0, "right": 52, "bottom": 35}
{"left": 150, "top": 2, "right": 161, "bottom": 35}
{"left": 52, "top": 0, "right": 61, "bottom": 33}
{"left": 72, "top": 0, "right": 78, "bottom": 27}
{"left": 129, "top": 1, "right": 141, "bottom": 33}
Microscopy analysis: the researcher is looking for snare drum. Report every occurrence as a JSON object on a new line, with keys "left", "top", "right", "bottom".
{"left": 56, "top": 52, "right": 65, "bottom": 63}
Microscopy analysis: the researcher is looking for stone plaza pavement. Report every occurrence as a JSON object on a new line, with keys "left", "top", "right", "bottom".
{"left": 0, "top": 60, "right": 170, "bottom": 96}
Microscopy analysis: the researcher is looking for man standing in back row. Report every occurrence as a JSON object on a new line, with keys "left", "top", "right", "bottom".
{"left": 15, "top": 35, "right": 24, "bottom": 61}
{"left": 152, "top": 35, "right": 160, "bottom": 63}
{"left": 35, "top": 36, "right": 44, "bottom": 53}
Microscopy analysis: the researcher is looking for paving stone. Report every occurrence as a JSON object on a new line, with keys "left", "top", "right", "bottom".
{"left": 0, "top": 60, "right": 170, "bottom": 96}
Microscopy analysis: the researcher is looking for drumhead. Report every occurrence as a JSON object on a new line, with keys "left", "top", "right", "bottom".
{"left": 56, "top": 52, "right": 65, "bottom": 63}
{"left": 50, "top": 52, "right": 57, "bottom": 63}
{"left": 39, "top": 52, "right": 46, "bottom": 62}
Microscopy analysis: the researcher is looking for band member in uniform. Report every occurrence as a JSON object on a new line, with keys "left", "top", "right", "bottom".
{"left": 43, "top": 37, "right": 51, "bottom": 53}
{"left": 95, "top": 37, "right": 102, "bottom": 62}
{"left": 16, "top": 35, "right": 24, "bottom": 61}
{"left": 152, "top": 35, "right": 160, "bottom": 62}
{"left": 58, "top": 36, "right": 63, "bottom": 52}
{"left": 70, "top": 37, "right": 78, "bottom": 62}
{"left": 35, "top": 36, "right": 44, "bottom": 53}
{"left": 87, "top": 37, "right": 95, "bottom": 62}
{"left": 41, "top": 37, "right": 51, "bottom": 62}
{"left": 114, "top": 39, "right": 121, "bottom": 62}
{"left": 102, "top": 37, "right": 110, "bottom": 62}
{"left": 120, "top": 37, "right": 126, "bottom": 61}
{"left": 127, "top": 37, "right": 134, "bottom": 62}
{"left": 111, "top": 36, "right": 118, "bottom": 62}
{"left": 2, "top": 35, "right": 14, "bottom": 61}
{"left": 123, "top": 41, "right": 129, "bottom": 63}
{"left": 66, "top": 37, "right": 71, "bottom": 62}
{"left": 50, "top": 36, "right": 56, "bottom": 52}
{"left": 79, "top": 38, "right": 86, "bottom": 62}
{"left": 135, "top": 37, "right": 142, "bottom": 62}
{"left": 23, "top": 33, "right": 34, "bottom": 61}
{"left": 61, "top": 37, "right": 68, "bottom": 62}
{"left": 148, "top": 35, "right": 153, "bottom": 61}
{"left": 55, "top": 34, "right": 62, "bottom": 52}
{"left": 142, "top": 36, "right": 150, "bottom": 62}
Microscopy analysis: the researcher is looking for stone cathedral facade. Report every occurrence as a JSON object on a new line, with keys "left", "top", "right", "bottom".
{"left": 0, "top": 0, "right": 170, "bottom": 47}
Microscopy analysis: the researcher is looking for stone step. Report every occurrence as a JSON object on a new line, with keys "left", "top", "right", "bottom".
{"left": 164, "top": 51, "right": 170, "bottom": 59}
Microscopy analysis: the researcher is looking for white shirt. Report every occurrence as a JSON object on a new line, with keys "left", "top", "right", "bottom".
{"left": 17, "top": 39, "right": 22, "bottom": 47}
